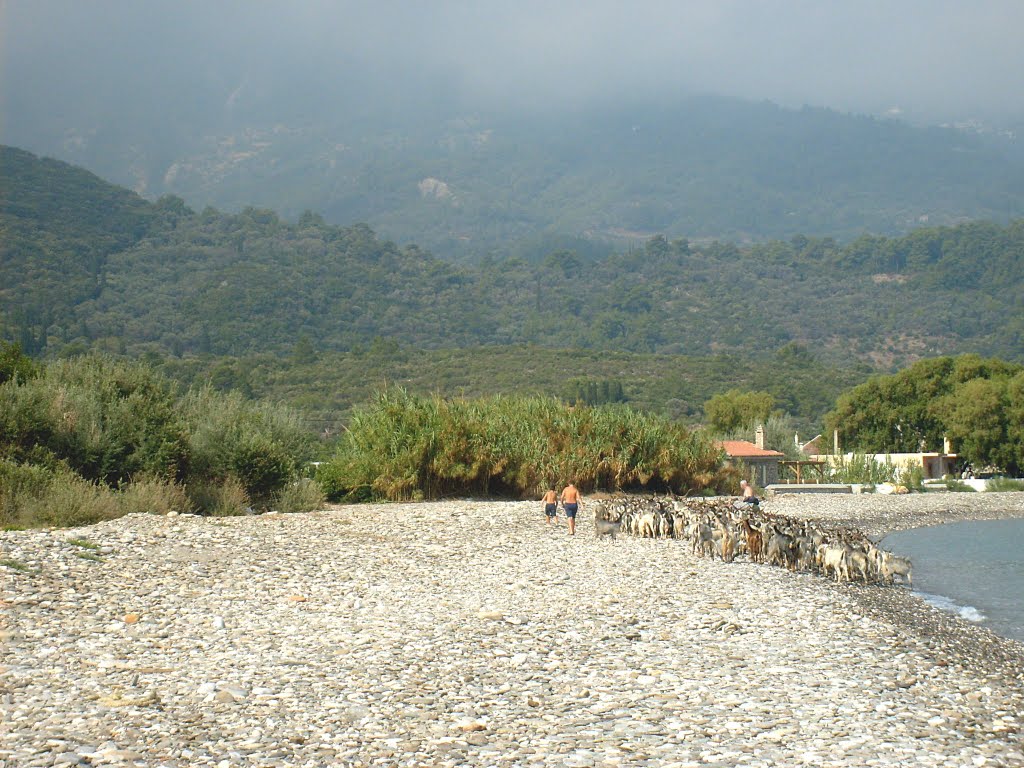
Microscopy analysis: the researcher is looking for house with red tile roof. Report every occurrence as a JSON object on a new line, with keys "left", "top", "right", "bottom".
{"left": 717, "top": 425, "right": 785, "bottom": 486}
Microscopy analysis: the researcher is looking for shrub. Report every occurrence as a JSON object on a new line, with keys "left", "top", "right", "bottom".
{"left": 0, "top": 342, "right": 39, "bottom": 385}
{"left": 273, "top": 477, "right": 326, "bottom": 513}
{"left": 181, "top": 386, "right": 310, "bottom": 505}
{"left": 985, "top": 476, "right": 1024, "bottom": 492}
{"left": 899, "top": 463, "right": 925, "bottom": 492}
{"left": 0, "top": 459, "right": 54, "bottom": 527}
{"left": 944, "top": 479, "right": 977, "bottom": 492}
{"left": 315, "top": 461, "right": 357, "bottom": 501}
{"left": 0, "top": 461, "right": 121, "bottom": 529}
{"left": 0, "top": 354, "right": 189, "bottom": 485}
{"left": 187, "top": 475, "right": 251, "bottom": 517}
{"left": 231, "top": 434, "right": 296, "bottom": 505}
{"left": 1, "top": 357, "right": 319, "bottom": 527}
{"left": 824, "top": 453, "right": 899, "bottom": 485}
{"left": 117, "top": 475, "right": 191, "bottom": 515}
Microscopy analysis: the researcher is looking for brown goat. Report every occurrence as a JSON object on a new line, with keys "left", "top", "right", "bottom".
{"left": 739, "top": 518, "right": 764, "bottom": 563}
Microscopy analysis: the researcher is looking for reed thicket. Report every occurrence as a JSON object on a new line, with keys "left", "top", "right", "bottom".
{"left": 318, "top": 389, "right": 728, "bottom": 501}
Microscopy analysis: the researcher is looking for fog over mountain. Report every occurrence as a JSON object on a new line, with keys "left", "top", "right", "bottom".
{"left": 4, "top": 0, "right": 1023, "bottom": 126}
{"left": 3, "top": 1, "right": 1024, "bottom": 255}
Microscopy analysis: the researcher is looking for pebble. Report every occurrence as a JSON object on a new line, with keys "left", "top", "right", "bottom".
{"left": 1, "top": 496, "right": 1022, "bottom": 766}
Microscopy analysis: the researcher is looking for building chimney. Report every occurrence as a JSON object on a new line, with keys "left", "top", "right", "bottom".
{"left": 943, "top": 435, "right": 952, "bottom": 454}
{"left": 755, "top": 424, "right": 765, "bottom": 449}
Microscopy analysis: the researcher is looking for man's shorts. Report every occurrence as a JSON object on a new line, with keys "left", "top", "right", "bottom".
{"left": 544, "top": 503, "right": 557, "bottom": 517}
{"left": 563, "top": 502, "right": 578, "bottom": 518}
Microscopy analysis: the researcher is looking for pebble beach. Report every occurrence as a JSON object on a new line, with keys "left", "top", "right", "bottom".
{"left": 2, "top": 493, "right": 1024, "bottom": 768}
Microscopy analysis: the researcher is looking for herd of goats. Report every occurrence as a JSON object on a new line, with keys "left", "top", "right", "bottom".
{"left": 591, "top": 496, "right": 913, "bottom": 587}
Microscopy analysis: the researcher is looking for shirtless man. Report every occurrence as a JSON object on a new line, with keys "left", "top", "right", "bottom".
{"left": 733, "top": 479, "right": 760, "bottom": 510}
{"left": 541, "top": 486, "right": 558, "bottom": 525}
{"left": 560, "top": 482, "right": 582, "bottom": 535}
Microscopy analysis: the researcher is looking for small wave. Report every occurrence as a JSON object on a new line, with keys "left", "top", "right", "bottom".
{"left": 919, "top": 592, "right": 986, "bottom": 623}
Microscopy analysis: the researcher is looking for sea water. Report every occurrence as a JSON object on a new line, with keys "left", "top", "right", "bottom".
{"left": 882, "top": 518, "right": 1024, "bottom": 643}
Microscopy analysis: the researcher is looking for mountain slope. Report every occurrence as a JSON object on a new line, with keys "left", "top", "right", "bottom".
{"left": 2, "top": 147, "right": 1022, "bottom": 367}
{"left": 0, "top": 146, "right": 181, "bottom": 352}
{"left": 10, "top": 97, "right": 1024, "bottom": 260}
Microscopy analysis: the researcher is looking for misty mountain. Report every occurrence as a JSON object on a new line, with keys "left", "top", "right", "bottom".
{"left": 7, "top": 2, "right": 1024, "bottom": 261}
{"left": 3, "top": 146, "right": 1022, "bottom": 369}
{"left": 8, "top": 94, "right": 1024, "bottom": 262}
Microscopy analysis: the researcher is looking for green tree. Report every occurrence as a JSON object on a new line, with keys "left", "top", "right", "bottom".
{"left": 825, "top": 358, "right": 958, "bottom": 453}
{"left": 942, "top": 378, "right": 1009, "bottom": 472}
{"left": 825, "top": 355, "right": 1024, "bottom": 468}
{"left": 1006, "top": 372, "right": 1024, "bottom": 475}
{"left": 0, "top": 342, "right": 38, "bottom": 384}
{"left": 704, "top": 389, "right": 775, "bottom": 434}
{"left": 291, "top": 335, "right": 318, "bottom": 365}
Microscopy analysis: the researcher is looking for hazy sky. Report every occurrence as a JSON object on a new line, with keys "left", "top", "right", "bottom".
{"left": 3, "top": 0, "right": 1023, "bottom": 125}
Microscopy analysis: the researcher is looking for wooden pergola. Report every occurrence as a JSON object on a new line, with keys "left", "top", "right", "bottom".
{"left": 779, "top": 460, "right": 828, "bottom": 484}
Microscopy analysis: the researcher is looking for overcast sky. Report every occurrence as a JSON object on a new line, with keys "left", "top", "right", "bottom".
{"left": 2, "top": 0, "right": 1023, "bottom": 126}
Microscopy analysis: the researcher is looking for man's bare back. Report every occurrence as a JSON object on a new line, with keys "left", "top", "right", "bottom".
{"left": 560, "top": 483, "right": 581, "bottom": 535}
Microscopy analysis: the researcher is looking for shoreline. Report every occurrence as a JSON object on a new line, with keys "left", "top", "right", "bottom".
{"left": 765, "top": 489, "right": 1024, "bottom": 540}
{"left": 2, "top": 494, "right": 1023, "bottom": 766}
{"left": 771, "top": 492, "right": 1024, "bottom": 683}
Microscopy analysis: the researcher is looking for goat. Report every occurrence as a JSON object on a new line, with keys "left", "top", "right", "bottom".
{"left": 594, "top": 518, "right": 622, "bottom": 540}
{"left": 765, "top": 532, "right": 797, "bottom": 570}
{"left": 843, "top": 548, "right": 871, "bottom": 585}
{"left": 637, "top": 511, "right": 657, "bottom": 539}
{"left": 691, "top": 522, "right": 716, "bottom": 558}
{"left": 817, "top": 544, "right": 847, "bottom": 583}
{"left": 876, "top": 551, "right": 913, "bottom": 587}
{"left": 739, "top": 518, "right": 764, "bottom": 563}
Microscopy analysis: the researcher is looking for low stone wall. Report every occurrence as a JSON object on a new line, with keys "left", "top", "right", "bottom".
{"left": 766, "top": 483, "right": 853, "bottom": 494}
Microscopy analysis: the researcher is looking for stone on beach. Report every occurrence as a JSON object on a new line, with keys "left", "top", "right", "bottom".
{"left": 1, "top": 493, "right": 1022, "bottom": 766}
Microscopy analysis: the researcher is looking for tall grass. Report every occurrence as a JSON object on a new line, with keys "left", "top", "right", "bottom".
{"left": 1, "top": 354, "right": 321, "bottom": 526}
{"left": 274, "top": 477, "right": 326, "bottom": 514}
{"left": 1, "top": 459, "right": 199, "bottom": 528}
{"left": 1, "top": 459, "right": 124, "bottom": 528}
{"left": 116, "top": 475, "right": 192, "bottom": 515}
{"left": 186, "top": 476, "right": 250, "bottom": 517}
{"left": 319, "top": 389, "right": 726, "bottom": 501}
{"left": 943, "top": 479, "right": 977, "bottom": 492}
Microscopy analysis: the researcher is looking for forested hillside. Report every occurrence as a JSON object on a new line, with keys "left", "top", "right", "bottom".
{"left": 2, "top": 146, "right": 1023, "bottom": 368}
{"left": 9, "top": 97, "right": 1024, "bottom": 259}
{"left": 0, "top": 146, "right": 186, "bottom": 353}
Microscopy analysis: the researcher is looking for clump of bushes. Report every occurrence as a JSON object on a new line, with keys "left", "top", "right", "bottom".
{"left": 0, "top": 352, "right": 322, "bottom": 528}
{"left": 181, "top": 386, "right": 312, "bottom": 508}
{"left": 943, "top": 479, "right": 977, "bottom": 492}
{"left": 185, "top": 476, "right": 250, "bottom": 517}
{"left": 116, "top": 474, "right": 192, "bottom": 516}
{"left": 822, "top": 453, "right": 900, "bottom": 485}
{"left": 0, "top": 460, "right": 173, "bottom": 529}
{"left": 318, "top": 388, "right": 727, "bottom": 501}
{"left": 274, "top": 477, "right": 326, "bottom": 514}
{"left": 985, "top": 476, "right": 1024, "bottom": 492}
{"left": 1, "top": 460, "right": 113, "bottom": 528}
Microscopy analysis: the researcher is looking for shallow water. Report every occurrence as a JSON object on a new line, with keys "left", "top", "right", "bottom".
{"left": 883, "top": 518, "right": 1024, "bottom": 643}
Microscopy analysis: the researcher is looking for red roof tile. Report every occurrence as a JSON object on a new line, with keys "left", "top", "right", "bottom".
{"left": 717, "top": 440, "right": 785, "bottom": 458}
